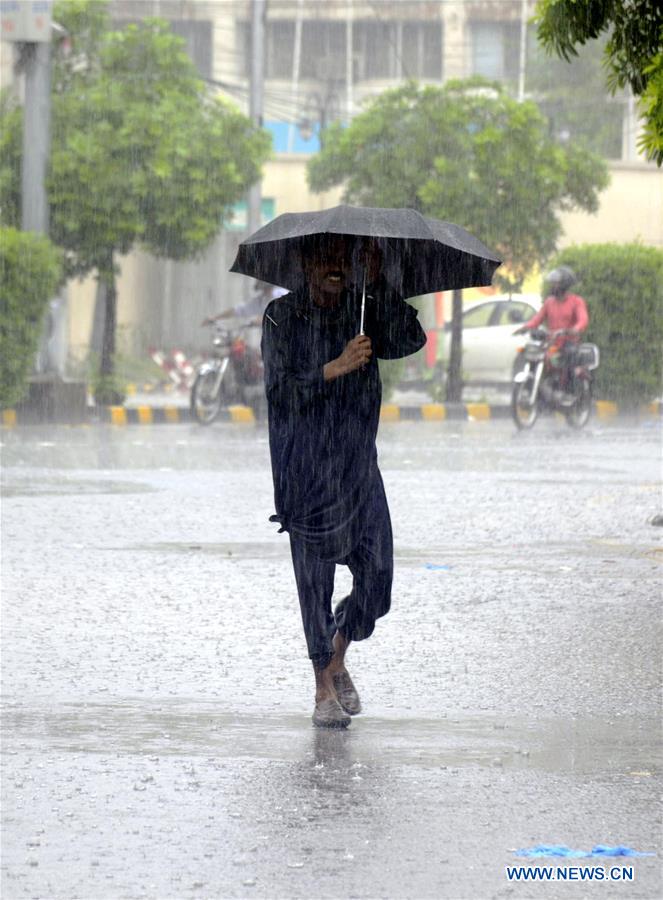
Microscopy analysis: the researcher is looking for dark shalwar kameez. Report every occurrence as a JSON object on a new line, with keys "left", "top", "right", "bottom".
{"left": 261, "top": 282, "right": 426, "bottom": 670}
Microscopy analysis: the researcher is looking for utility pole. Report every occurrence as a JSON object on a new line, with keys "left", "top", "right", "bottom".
{"left": 23, "top": 37, "right": 56, "bottom": 374}
{"left": 247, "top": 0, "right": 265, "bottom": 239}
{"left": 1, "top": 0, "right": 55, "bottom": 233}
{"left": 1, "top": 1, "right": 64, "bottom": 379}
{"left": 21, "top": 40, "right": 51, "bottom": 233}
{"left": 446, "top": 289, "right": 463, "bottom": 404}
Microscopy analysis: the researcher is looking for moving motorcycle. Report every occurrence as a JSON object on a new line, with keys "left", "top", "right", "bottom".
{"left": 511, "top": 328, "right": 599, "bottom": 430}
{"left": 190, "top": 321, "right": 265, "bottom": 424}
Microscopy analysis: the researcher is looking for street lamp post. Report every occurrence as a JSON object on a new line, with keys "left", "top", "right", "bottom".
{"left": 299, "top": 79, "right": 340, "bottom": 149}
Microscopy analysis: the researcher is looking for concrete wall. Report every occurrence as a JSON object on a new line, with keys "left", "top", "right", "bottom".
{"left": 67, "top": 231, "right": 244, "bottom": 362}
{"left": 559, "top": 161, "right": 663, "bottom": 249}
{"left": 262, "top": 155, "right": 343, "bottom": 213}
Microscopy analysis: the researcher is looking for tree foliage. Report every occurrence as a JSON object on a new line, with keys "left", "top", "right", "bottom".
{"left": 638, "top": 48, "right": 663, "bottom": 166}
{"left": 0, "top": 90, "right": 21, "bottom": 228}
{"left": 48, "top": 5, "right": 271, "bottom": 277}
{"left": 0, "top": 228, "right": 63, "bottom": 407}
{"left": 552, "top": 243, "right": 663, "bottom": 405}
{"left": 0, "top": 0, "right": 271, "bottom": 385}
{"left": 534, "top": 0, "right": 663, "bottom": 164}
{"left": 308, "top": 79, "right": 609, "bottom": 289}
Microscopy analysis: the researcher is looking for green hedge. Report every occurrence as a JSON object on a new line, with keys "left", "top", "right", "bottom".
{"left": 552, "top": 243, "right": 663, "bottom": 406}
{"left": 0, "top": 227, "right": 62, "bottom": 407}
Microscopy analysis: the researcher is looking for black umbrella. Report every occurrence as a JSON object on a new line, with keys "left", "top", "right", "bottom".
{"left": 230, "top": 204, "right": 501, "bottom": 302}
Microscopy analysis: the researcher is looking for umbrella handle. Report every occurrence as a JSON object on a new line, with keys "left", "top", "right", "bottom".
{"left": 359, "top": 270, "right": 366, "bottom": 336}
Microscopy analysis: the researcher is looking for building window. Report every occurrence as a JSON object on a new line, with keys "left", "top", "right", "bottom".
{"left": 169, "top": 20, "right": 213, "bottom": 79}
{"left": 236, "top": 20, "right": 249, "bottom": 74}
{"left": 353, "top": 20, "right": 442, "bottom": 82}
{"left": 402, "top": 22, "right": 442, "bottom": 80}
{"left": 471, "top": 21, "right": 520, "bottom": 82}
{"left": 239, "top": 18, "right": 442, "bottom": 84}
{"left": 240, "top": 20, "right": 347, "bottom": 80}
{"left": 266, "top": 19, "right": 295, "bottom": 79}
{"left": 353, "top": 21, "right": 398, "bottom": 80}
{"left": 300, "top": 21, "right": 346, "bottom": 79}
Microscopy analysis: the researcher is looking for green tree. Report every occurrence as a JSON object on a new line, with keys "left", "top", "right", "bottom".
{"left": 552, "top": 243, "right": 663, "bottom": 406}
{"left": 0, "top": 0, "right": 271, "bottom": 400}
{"left": 534, "top": 0, "right": 663, "bottom": 165}
{"left": 637, "top": 48, "right": 663, "bottom": 166}
{"left": 0, "top": 228, "right": 62, "bottom": 407}
{"left": 0, "top": 91, "right": 21, "bottom": 228}
{"left": 308, "top": 79, "right": 608, "bottom": 400}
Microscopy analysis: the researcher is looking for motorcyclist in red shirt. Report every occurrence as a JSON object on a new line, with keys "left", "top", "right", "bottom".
{"left": 515, "top": 266, "right": 589, "bottom": 404}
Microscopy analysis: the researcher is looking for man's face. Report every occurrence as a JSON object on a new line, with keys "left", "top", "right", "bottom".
{"left": 303, "top": 236, "right": 354, "bottom": 302}
{"left": 303, "top": 236, "right": 382, "bottom": 306}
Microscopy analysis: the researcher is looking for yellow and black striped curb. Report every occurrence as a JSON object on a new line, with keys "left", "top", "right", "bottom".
{"left": 379, "top": 400, "right": 662, "bottom": 422}
{"left": 2, "top": 400, "right": 661, "bottom": 428}
{"left": 100, "top": 404, "right": 256, "bottom": 425}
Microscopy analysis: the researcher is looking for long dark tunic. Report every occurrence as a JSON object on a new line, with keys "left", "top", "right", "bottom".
{"left": 261, "top": 280, "right": 426, "bottom": 560}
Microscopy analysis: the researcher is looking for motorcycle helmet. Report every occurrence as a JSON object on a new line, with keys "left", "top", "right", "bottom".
{"left": 545, "top": 265, "right": 577, "bottom": 296}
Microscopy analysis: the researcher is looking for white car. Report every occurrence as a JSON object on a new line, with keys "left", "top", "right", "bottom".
{"left": 441, "top": 293, "right": 542, "bottom": 383}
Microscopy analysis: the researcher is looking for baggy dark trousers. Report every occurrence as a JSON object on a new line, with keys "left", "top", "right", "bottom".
{"left": 289, "top": 474, "right": 393, "bottom": 671}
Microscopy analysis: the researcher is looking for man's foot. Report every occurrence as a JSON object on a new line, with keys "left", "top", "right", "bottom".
{"left": 312, "top": 697, "right": 351, "bottom": 729}
{"left": 332, "top": 669, "right": 362, "bottom": 715}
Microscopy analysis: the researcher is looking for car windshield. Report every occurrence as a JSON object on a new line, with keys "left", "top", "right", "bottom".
{"left": 498, "top": 301, "right": 535, "bottom": 325}
{"left": 463, "top": 303, "right": 497, "bottom": 328}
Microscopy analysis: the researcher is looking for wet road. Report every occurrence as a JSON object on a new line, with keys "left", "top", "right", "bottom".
{"left": 1, "top": 417, "right": 661, "bottom": 899}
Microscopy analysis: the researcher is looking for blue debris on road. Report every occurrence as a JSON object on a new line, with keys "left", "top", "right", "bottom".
{"left": 515, "top": 844, "right": 655, "bottom": 858}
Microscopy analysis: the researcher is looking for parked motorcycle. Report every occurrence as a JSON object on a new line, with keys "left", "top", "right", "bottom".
{"left": 190, "top": 322, "right": 265, "bottom": 424}
{"left": 511, "top": 328, "right": 600, "bottom": 430}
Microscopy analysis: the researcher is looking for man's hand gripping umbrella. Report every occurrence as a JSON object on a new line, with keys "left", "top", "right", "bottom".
{"left": 326, "top": 240, "right": 379, "bottom": 383}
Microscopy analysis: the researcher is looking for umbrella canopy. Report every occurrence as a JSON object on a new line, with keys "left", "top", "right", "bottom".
{"left": 229, "top": 204, "right": 501, "bottom": 299}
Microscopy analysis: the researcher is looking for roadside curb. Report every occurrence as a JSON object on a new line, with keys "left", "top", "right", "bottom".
{"left": 2, "top": 400, "right": 661, "bottom": 428}
{"left": 98, "top": 404, "right": 256, "bottom": 425}
{"left": 379, "top": 400, "right": 662, "bottom": 422}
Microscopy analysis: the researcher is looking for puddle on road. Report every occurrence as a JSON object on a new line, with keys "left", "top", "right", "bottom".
{"left": 1, "top": 477, "right": 157, "bottom": 498}
{"left": 106, "top": 540, "right": 663, "bottom": 572}
{"left": 114, "top": 541, "right": 290, "bottom": 559}
{"left": 643, "top": 547, "right": 663, "bottom": 563}
{"left": 97, "top": 539, "right": 663, "bottom": 580}
{"left": 3, "top": 701, "right": 660, "bottom": 778}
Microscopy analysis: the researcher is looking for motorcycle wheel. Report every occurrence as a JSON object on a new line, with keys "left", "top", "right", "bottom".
{"left": 191, "top": 371, "right": 223, "bottom": 425}
{"left": 511, "top": 379, "right": 539, "bottom": 429}
{"left": 565, "top": 379, "right": 592, "bottom": 429}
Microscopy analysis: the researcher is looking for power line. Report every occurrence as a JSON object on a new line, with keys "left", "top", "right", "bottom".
{"left": 208, "top": 75, "right": 353, "bottom": 124}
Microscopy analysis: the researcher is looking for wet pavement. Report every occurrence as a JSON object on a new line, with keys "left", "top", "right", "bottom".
{"left": 1, "top": 417, "right": 661, "bottom": 899}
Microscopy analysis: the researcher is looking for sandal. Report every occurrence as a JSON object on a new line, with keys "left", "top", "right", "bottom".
{"left": 312, "top": 697, "right": 351, "bottom": 729}
{"left": 332, "top": 670, "right": 362, "bottom": 715}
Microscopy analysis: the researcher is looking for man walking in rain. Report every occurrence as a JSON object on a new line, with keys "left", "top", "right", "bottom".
{"left": 261, "top": 235, "right": 426, "bottom": 727}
